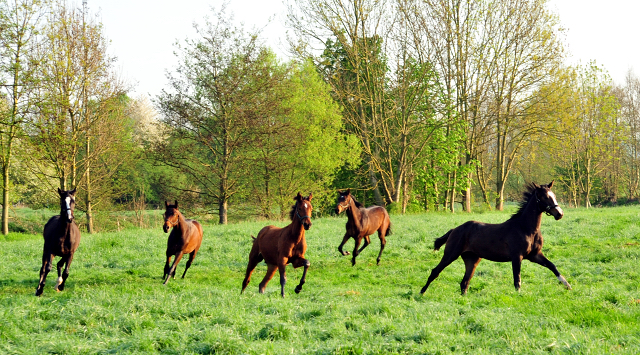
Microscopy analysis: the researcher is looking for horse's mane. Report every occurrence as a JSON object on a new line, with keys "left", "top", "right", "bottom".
{"left": 351, "top": 196, "right": 364, "bottom": 209}
{"left": 509, "top": 183, "right": 538, "bottom": 220}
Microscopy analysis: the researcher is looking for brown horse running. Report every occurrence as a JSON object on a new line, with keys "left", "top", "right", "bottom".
{"left": 241, "top": 192, "right": 313, "bottom": 297}
{"left": 420, "top": 182, "right": 572, "bottom": 295}
{"left": 35, "top": 188, "right": 81, "bottom": 296}
{"left": 335, "top": 189, "right": 391, "bottom": 266}
{"left": 162, "top": 201, "right": 203, "bottom": 285}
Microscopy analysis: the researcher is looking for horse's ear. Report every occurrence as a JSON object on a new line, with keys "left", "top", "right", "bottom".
{"left": 165, "top": 200, "right": 169, "bottom": 208}
{"left": 548, "top": 180, "right": 554, "bottom": 189}
{"left": 307, "top": 193, "right": 313, "bottom": 201}
{"left": 174, "top": 200, "right": 178, "bottom": 209}
{"left": 57, "top": 187, "right": 63, "bottom": 195}
{"left": 346, "top": 188, "right": 351, "bottom": 195}
{"left": 69, "top": 188, "right": 76, "bottom": 196}
{"left": 294, "top": 192, "right": 302, "bottom": 201}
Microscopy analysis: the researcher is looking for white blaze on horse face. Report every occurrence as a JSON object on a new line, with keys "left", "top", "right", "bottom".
{"left": 548, "top": 191, "right": 559, "bottom": 206}
{"left": 304, "top": 203, "right": 308, "bottom": 209}
{"left": 65, "top": 197, "right": 72, "bottom": 220}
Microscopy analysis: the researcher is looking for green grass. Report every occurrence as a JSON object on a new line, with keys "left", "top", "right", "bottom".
{"left": 0, "top": 206, "right": 639, "bottom": 354}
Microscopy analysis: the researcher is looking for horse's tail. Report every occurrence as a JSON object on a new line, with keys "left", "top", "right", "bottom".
{"left": 434, "top": 230, "right": 452, "bottom": 251}
{"left": 386, "top": 221, "right": 392, "bottom": 236}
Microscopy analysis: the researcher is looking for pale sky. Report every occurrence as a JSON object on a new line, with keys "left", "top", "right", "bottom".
{"left": 89, "top": 0, "right": 640, "bottom": 98}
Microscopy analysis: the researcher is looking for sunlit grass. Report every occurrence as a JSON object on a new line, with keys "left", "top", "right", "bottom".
{"left": 0, "top": 206, "right": 639, "bottom": 354}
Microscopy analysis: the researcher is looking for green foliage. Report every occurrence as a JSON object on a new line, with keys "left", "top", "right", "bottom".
{"left": 1, "top": 207, "right": 639, "bottom": 353}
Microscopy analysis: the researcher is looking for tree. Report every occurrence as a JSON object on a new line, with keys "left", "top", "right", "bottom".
{"left": 157, "top": 7, "right": 290, "bottom": 224}
{"left": 26, "top": 1, "right": 127, "bottom": 231}
{"left": 0, "top": 0, "right": 46, "bottom": 234}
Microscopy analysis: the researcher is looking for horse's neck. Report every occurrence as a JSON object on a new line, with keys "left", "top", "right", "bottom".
{"left": 288, "top": 218, "right": 306, "bottom": 242}
{"left": 346, "top": 199, "right": 363, "bottom": 230}
{"left": 175, "top": 212, "right": 190, "bottom": 236}
{"left": 516, "top": 197, "right": 542, "bottom": 233}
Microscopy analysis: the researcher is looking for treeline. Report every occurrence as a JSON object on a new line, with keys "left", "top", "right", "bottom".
{"left": 1, "top": 0, "right": 639, "bottom": 233}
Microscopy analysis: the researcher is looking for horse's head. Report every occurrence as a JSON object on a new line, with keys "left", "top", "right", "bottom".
{"left": 534, "top": 181, "right": 563, "bottom": 220}
{"left": 335, "top": 189, "right": 352, "bottom": 214}
{"left": 293, "top": 192, "right": 313, "bottom": 230}
{"left": 58, "top": 188, "right": 76, "bottom": 223}
{"left": 163, "top": 200, "right": 179, "bottom": 233}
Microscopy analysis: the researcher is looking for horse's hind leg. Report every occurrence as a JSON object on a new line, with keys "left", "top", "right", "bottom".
{"left": 292, "top": 257, "right": 310, "bottom": 294}
{"left": 258, "top": 264, "right": 277, "bottom": 294}
{"left": 420, "top": 239, "right": 463, "bottom": 294}
{"left": 460, "top": 253, "right": 481, "bottom": 295}
{"left": 528, "top": 252, "right": 572, "bottom": 290}
{"left": 241, "top": 241, "right": 264, "bottom": 293}
{"left": 55, "top": 254, "right": 74, "bottom": 292}
{"left": 278, "top": 258, "right": 289, "bottom": 297}
{"left": 376, "top": 230, "right": 387, "bottom": 265}
{"left": 35, "top": 252, "right": 54, "bottom": 296}
{"left": 181, "top": 251, "right": 197, "bottom": 279}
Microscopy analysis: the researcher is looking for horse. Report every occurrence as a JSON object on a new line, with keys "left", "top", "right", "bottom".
{"left": 335, "top": 189, "right": 391, "bottom": 266}
{"left": 162, "top": 200, "right": 204, "bottom": 285}
{"left": 241, "top": 192, "right": 313, "bottom": 297}
{"left": 420, "top": 181, "right": 572, "bottom": 295}
{"left": 35, "top": 188, "right": 81, "bottom": 296}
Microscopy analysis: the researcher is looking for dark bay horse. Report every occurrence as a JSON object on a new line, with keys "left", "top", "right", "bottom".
{"left": 35, "top": 188, "right": 81, "bottom": 296}
{"left": 162, "top": 201, "right": 203, "bottom": 285}
{"left": 421, "top": 181, "right": 572, "bottom": 295}
{"left": 335, "top": 189, "right": 391, "bottom": 266}
{"left": 241, "top": 192, "right": 313, "bottom": 297}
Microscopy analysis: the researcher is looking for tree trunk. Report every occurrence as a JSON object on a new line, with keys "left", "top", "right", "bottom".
{"left": 2, "top": 165, "right": 9, "bottom": 235}
{"left": 219, "top": 198, "right": 228, "bottom": 224}
{"left": 462, "top": 172, "right": 472, "bottom": 212}
{"left": 449, "top": 170, "right": 457, "bottom": 213}
{"left": 86, "top": 137, "right": 93, "bottom": 233}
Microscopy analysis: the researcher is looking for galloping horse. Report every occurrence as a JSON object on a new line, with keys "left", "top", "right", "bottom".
{"left": 335, "top": 189, "right": 391, "bottom": 266}
{"left": 420, "top": 182, "right": 572, "bottom": 295}
{"left": 162, "top": 201, "right": 203, "bottom": 285}
{"left": 241, "top": 192, "right": 313, "bottom": 297}
{"left": 35, "top": 188, "right": 81, "bottom": 296}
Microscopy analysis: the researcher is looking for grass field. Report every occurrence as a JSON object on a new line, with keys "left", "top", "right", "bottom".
{"left": 0, "top": 206, "right": 639, "bottom": 354}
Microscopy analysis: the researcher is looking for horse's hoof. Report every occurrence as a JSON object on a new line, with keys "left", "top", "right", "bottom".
{"left": 295, "top": 286, "right": 302, "bottom": 294}
{"left": 420, "top": 286, "right": 427, "bottom": 294}
{"left": 35, "top": 289, "right": 43, "bottom": 297}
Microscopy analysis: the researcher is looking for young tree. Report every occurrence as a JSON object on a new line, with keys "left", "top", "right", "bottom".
{"left": 156, "top": 7, "right": 288, "bottom": 224}
{"left": 0, "top": 0, "right": 46, "bottom": 234}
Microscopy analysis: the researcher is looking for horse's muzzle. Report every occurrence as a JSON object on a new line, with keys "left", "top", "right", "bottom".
{"left": 163, "top": 224, "right": 170, "bottom": 233}
{"left": 552, "top": 207, "right": 564, "bottom": 220}
{"left": 303, "top": 221, "right": 311, "bottom": 230}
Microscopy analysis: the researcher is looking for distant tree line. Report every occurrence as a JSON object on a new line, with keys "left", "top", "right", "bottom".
{"left": 1, "top": 0, "right": 639, "bottom": 233}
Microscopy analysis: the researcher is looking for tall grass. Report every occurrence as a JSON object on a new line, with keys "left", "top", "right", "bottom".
{"left": 0, "top": 206, "right": 639, "bottom": 354}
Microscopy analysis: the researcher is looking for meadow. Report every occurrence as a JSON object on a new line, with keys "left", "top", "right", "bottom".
{"left": 0, "top": 206, "right": 639, "bottom": 354}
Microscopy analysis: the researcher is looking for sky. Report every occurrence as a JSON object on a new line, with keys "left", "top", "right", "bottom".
{"left": 89, "top": 0, "right": 640, "bottom": 99}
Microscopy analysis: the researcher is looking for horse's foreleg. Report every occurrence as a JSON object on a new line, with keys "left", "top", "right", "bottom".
{"left": 376, "top": 231, "right": 387, "bottom": 265}
{"left": 35, "top": 252, "right": 54, "bottom": 296}
{"left": 460, "top": 253, "right": 481, "bottom": 295}
{"left": 357, "top": 236, "right": 370, "bottom": 254}
{"left": 55, "top": 254, "right": 74, "bottom": 292}
{"left": 338, "top": 234, "right": 351, "bottom": 256}
{"left": 528, "top": 253, "right": 572, "bottom": 290}
{"left": 278, "top": 258, "right": 288, "bottom": 297}
{"left": 292, "top": 258, "right": 310, "bottom": 294}
{"left": 163, "top": 253, "right": 172, "bottom": 280}
{"left": 163, "top": 252, "right": 184, "bottom": 285}
{"left": 258, "top": 264, "right": 277, "bottom": 294}
{"left": 511, "top": 255, "right": 523, "bottom": 291}
{"left": 55, "top": 256, "right": 66, "bottom": 291}
{"left": 181, "top": 251, "right": 197, "bottom": 279}
{"left": 351, "top": 237, "right": 363, "bottom": 266}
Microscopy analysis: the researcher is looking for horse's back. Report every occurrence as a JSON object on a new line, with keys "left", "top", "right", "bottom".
{"left": 363, "top": 205, "right": 390, "bottom": 234}
{"left": 449, "top": 220, "right": 512, "bottom": 261}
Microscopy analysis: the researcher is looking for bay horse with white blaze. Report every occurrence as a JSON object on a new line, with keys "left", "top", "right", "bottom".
{"left": 241, "top": 192, "right": 312, "bottom": 297}
{"left": 420, "top": 181, "right": 572, "bottom": 295}
{"left": 35, "top": 188, "right": 81, "bottom": 296}
{"left": 335, "top": 189, "right": 391, "bottom": 266}
{"left": 162, "top": 201, "right": 203, "bottom": 285}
